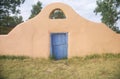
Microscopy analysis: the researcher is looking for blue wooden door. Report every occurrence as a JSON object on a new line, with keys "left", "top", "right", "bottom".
{"left": 51, "top": 33, "right": 68, "bottom": 60}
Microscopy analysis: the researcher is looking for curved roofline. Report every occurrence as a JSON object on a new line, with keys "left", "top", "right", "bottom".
{"left": 34, "top": 2, "right": 102, "bottom": 24}
{"left": 37, "top": 2, "right": 79, "bottom": 19}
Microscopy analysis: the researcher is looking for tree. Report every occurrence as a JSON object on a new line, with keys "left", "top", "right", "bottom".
{"left": 49, "top": 9, "right": 66, "bottom": 19}
{"left": 94, "top": 0, "right": 120, "bottom": 32}
{"left": 0, "top": 15, "right": 23, "bottom": 27}
{"left": 9, "top": 15, "right": 23, "bottom": 26}
{"left": 29, "top": 1, "right": 42, "bottom": 19}
{"left": 0, "top": 0, "right": 25, "bottom": 27}
{"left": 0, "top": 15, "right": 24, "bottom": 34}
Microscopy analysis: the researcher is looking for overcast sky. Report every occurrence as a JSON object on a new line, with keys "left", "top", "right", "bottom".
{"left": 20, "top": 0, "right": 102, "bottom": 22}
{"left": 19, "top": 0, "right": 120, "bottom": 28}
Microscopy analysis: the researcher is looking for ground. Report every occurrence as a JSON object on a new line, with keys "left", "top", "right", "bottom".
{"left": 0, "top": 53, "right": 120, "bottom": 79}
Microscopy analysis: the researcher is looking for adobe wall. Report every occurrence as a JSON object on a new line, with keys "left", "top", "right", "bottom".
{"left": 0, "top": 3, "right": 120, "bottom": 58}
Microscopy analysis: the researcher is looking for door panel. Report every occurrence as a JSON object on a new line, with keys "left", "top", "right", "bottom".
{"left": 51, "top": 33, "right": 68, "bottom": 60}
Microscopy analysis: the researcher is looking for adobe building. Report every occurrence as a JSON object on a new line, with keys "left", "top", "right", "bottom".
{"left": 0, "top": 3, "right": 120, "bottom": 59}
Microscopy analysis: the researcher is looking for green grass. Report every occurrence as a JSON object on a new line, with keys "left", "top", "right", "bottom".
{"left": 0, "top": 53, "right": 120, "bottom": 79}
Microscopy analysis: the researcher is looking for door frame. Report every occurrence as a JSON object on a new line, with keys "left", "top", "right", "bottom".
{"left": 50, "top": 32, "right": 68, "bottom": 59}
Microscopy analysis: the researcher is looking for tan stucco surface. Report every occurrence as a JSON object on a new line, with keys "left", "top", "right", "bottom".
{"left": 0, "top": 3, "right": 120, "bottom": 58}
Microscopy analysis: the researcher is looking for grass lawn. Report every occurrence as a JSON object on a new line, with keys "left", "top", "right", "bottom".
{"left": 0, "top": 53, "right": 120, "bottom": 79}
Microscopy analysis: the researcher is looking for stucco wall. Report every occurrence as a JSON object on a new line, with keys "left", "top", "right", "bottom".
{"left": 0, "top": 3, "right": 120, "bottom": 58}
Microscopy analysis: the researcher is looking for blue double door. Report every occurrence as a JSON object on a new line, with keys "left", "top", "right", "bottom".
{"left": 51, "top": 33, "right": 68, "bottom": 60}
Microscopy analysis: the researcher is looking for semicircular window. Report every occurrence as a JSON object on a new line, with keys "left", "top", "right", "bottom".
{"left": 49, "top": 9, "right": 66, "bottom": 19}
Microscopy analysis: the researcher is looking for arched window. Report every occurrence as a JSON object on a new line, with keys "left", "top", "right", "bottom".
{"left": 49, "top": 9, "right": 66, "bottom": 19}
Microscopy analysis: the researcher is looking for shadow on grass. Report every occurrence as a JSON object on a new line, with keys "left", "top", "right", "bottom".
{"left": 0, "top": 74, "right": 5, "bottom": 79}
{"left": 0, "top": 53, "right": 119, "bottom": 61}
{"left": 84, "top": 53, "right": 120, "bottom": 60}
{"left": 0, "top": 71, "right": 6, "bottom": 79}
{"left": 0, "top": 64, "right": 5, "bottom": 79}
{"left": 111, "top": 63, "right": 120, "bottom": 79}
{"left": 0, "top": 55, "right": 29, "bottom": 60}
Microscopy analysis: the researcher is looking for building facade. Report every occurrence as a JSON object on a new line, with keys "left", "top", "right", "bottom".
{"left": 0, "top": 3, "right": 120, "bottom": 59}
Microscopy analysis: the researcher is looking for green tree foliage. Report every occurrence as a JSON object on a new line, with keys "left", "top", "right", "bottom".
{"left": 0, "top": 0, "right": 25, "bottom": 27}
{"left": 49, "top": 9, "right": 66, "bottom": 19}
{"left": 0, "top": 16, "right": 23, "bottom": 34}
{"left": 0, "top": 26, "right": 14, "bottom": 34}
{"left": 1, "top": 15, "right": 23, "bottom": 27}
{"left": 29, "top": 1, "right": 42, "bottom": 19}
{"left": 8, "top": 16, "right": 23, "bottom": 26}
{"left": 94, "top": 0, "right": 120, "bottom": 33}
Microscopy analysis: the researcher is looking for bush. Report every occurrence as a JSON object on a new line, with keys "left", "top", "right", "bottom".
{"left": 0, "top": 26, "right": 14, "bottom": 34}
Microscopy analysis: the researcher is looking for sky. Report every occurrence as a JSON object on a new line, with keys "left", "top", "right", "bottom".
{"left": 19, "top": 0, "right": 120, "bottom": 28}
{"left": 20, "top": 0, "right": 101, "bottom": 22}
